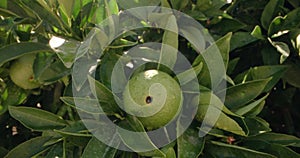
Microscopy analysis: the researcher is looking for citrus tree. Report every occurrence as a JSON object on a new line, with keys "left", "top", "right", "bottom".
{"left": 0, "top": 0, "right": 300, "bottom": 157}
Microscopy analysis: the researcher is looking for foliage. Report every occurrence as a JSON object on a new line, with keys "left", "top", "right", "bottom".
{"left": 0, "top": 0, "right": 300, "bottom": 157}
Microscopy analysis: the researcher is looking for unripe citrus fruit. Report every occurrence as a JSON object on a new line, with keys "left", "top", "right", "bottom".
{"left": 123, "top": 70, "right": 183, "bottom": 130}
{"left": 9, "top": 54, "right": 41, "bottom": 89}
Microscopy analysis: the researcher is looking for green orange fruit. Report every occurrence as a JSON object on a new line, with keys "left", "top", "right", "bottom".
{"left": 123, "top": 70, "right": 183, "bottom": 130}
{"left": 9, "top": 54, "right": 41, "bottom": 89}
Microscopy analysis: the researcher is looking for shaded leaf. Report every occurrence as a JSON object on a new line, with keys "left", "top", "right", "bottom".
{"left": 243, "top": 140, "right": 300, "bottom": 158}
{"left": 54, "top": 121, "right": 91, "bottom": 137}
{"left": 88, "top": 76, "right": 121, "bottom": 114}
{"left": 268, "top": 39, "right": 290, "bottom": 64}
{"left": 82, "top": 137, "right": 117, "bottom": 158}
{"left": 4, "top": 136, "right": 52, "bottom": 158}
{"left": 247, "top": 132, "right": 300, "bottom": 147}
{"left": 261, "top": 0, "right": 284, "bottom": 30}
{"left": 230, "top": 32, "right": 258, "bottom": 51}
{"left": 177, "top": 128, "right": 205, "bottom": 158}
{"left": 244, "top": 117, "right": 271, "bottom": 136}
{"left": 8, "top": 106, "right": 67, "bottom": 131}
{"left": 205, "top": 141, "right": 276, "bottom": 158}
{"left": 118, "top": 116, "right": 165, "bottom": 157}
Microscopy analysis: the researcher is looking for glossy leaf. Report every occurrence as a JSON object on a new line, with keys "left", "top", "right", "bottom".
{"left": 82, "top": 137, "right": 117, "bottom": 158}
{"left": 268, "top": 39, "right": 290, "bottom": 64}
{"left": 205, "top": 141, "right": 276, "bottom": 158}
{"left": 243, "top": 140, "right": 300, "bottom": 158}
{"left": 261, "top": 0, "right": 284, "bottom": 30}
{"left": 8, "top": 106, "right": 67, "bottom": 131}
{"left": 234, "top": 94, "right": 269, "bottom": 116}
{"left": 196, "top": 92, "right": 246, "bottom": 136}
{"left": 235, "top": 65, "right": 289, "bottom": 91}
{"left": 230, "top": 32, "right": 258, "bottom": 51}
{"left": 0, "top": 42, "right": 52, "bottom": 66}
{"left": 4, "top": 136, "right": 52, "bottom": 158}
{"left": 247, "top": 132, "right": 300, "bottom": 147}
{"left": 218, "top": 79, "right": 270, "bottom": 109}
{"left": 177, "top": 128, "right": 205, "bottom": 158}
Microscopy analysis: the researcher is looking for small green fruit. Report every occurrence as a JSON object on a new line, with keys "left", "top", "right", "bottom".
{"left": 123, "top": 70, "right": 183, "bottom": 130}
{"left": 9, "top": 54, "right": 41, "bottom": 89}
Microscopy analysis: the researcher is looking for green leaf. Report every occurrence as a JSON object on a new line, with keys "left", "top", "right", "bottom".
{"left": 269, "top": 8, "right": 300, "bottom": 36}
{"left": 8, "top": 106, "right": 67, "bottom": 131}
{"left": 283, "top": 62, "right": 300, "bottom": 88}
{"left": 51, "top": 37, "right": 80, "bottom": 68}
{"left": 234, "top": 94, "right": 269, "bottom": 116}
{"left": 54, "top": 121, "right": 91, "bottom": 137}
{"left": 210, "top": 18, "right": 246, "bottom": 35}
{"left": 117, "top": 0, "right": 160, "bottom": 9}
{"left": 268, "top": 39, "right": 290, "bottom": 64}
{"left": 61, "top": 97, "right": 103, "bottom": 114}
{"left": 261, "top": 0, "right": 284, "bottom": 30}
{"left": 227, "top": 58, "right": 240, "bottom": 75}
{"left": 82, "top": 137, "right": 117, "bottom": 158}
{"left": 244, "top": 117, "right": 271, "bottom": 136}
{"left": 37, "top": 59, "right": 71, "bottom": 83}
{"left": 105, "top": 0, "right": 119, "bottom": 16}
{"left": 164, "top": 147, "right": 176, "bottom": 158}
{"left": 243, "top": 140, "right": 300, "bottom": 158}
{"left": 170, "top": 0, "right": 189, "bottom": 10}
{"left": 33, "top": 52, "right": 54, "bottom": 80}
{"left": 261, "top": 45, "right": 281, "bottom": 65}
{"left": 4, "top": 136, "right": 52, "bottom": 158}
{"left": 159, "top": 14, "right": 178, "bottom": 70}
{"left": 196, "top": 92, "right": 246, "bottom": 136}
{"left": 88, "top": 76, "right": 121, "bottom": 114}
{"left": 177, "top": 128, "right": 205, "bottom": 158}
{"left": 247, "top": 132, "right": 300, "bottom": 147}
{"left": 45, "top": 143, "right": 63, "bottom": 158}
{"left": 0, "top": 147, "right": 8, "bottom": 158}
{"left": 192, "top": 33, "right": 230, "bottom": 88}
{"left": 99, "top": 52, "right": 127, "bottom": 92}
{"left": 251, "top": 25, "right": 265, "bottom": 40}
{"left": 58, "top": 0, "right": 75, "bottom": 19}
{"left": 176, "top": 62, "right": 203, "bottom": 85}
{"left": 287, "top": 0, "right": 300, "bottom": 8}
{"left": 118, "top": 116, "right": 165, "bottom": 157}
{"left": 218, "top": 79, "right": 270, "bottom": 109}
{"left": 0, "top": 42, "right": 52, "bottom": 66}
{"left": 235, "top": 65, "right": 289, "bottom": 91}
{"left": 230, "top": 32, "right": 258, "bottom": 51}
{"left": 0, "top": 0, "right": 7, "bottom": 8}
{"left": 216, "top": 32, "right": 232, "bottom": 70}
{"left": 205, "top": 141, "right": 276, "bottom": 158}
